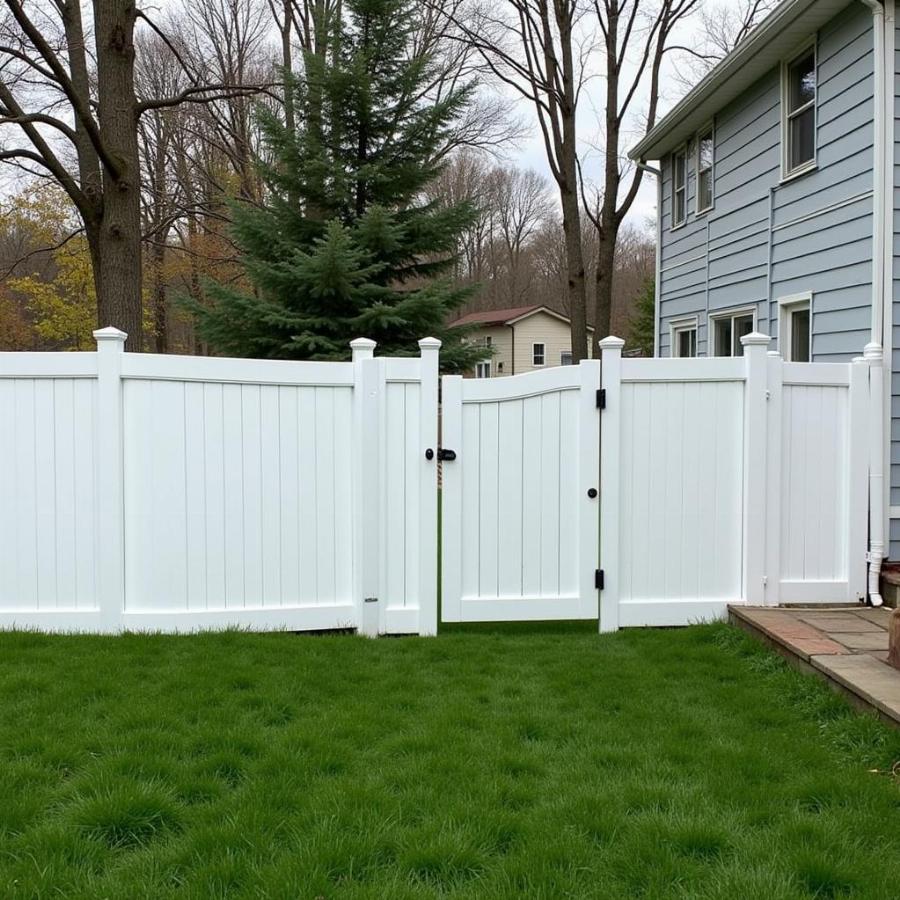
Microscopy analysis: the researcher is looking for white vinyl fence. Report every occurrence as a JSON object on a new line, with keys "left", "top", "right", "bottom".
{"left": 0, "top": 329, "right": 438, "bottom": 635}
{"left": 0, "top": 328, "right": 876, "bottom": 634}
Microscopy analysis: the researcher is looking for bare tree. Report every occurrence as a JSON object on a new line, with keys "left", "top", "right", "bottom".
{"left": 582, "top": 0, "right": 699, "bottom": 341}
{"left": 430, "top": 0, "right": 594, "bottom": 359}
{"left": 672, "top": 0, "right": 777, "bottom": 84}
{"left": 0, "top": 1, "right": 266, "bottom": 348}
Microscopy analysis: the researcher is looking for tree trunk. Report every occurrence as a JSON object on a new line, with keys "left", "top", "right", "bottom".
{"left": 93, "top": 0, "right": 143, "bottom": 350}
{"left": 151, "top": 240, "right": 168, "bottom": 353}
{"left": 560, "top": 183, "right": 588, "bottom": 360}
{"left": 594, "top": 226, "right": 617, "bottom": 340}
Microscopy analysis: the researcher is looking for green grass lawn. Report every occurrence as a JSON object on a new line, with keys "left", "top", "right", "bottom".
{"left": 1, "top": 623, "right": 899, "bottom": 899}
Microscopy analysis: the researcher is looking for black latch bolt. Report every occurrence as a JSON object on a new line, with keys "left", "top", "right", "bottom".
{"left": 425, "top": 448, "right": 457, "bottom": 461}
{"left": 595, "top": 569, "right": 604, "bottom": 590}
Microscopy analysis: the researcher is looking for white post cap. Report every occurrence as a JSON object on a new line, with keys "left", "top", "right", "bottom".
{"left": 739, "top": 332, "right": 771, "bottom": 348}
{"left": 863, "top": 341, "right": 884, "bottom": 361}
{"left": 93, "top": 326, "right": 127, "bottom": 343}
{"left": 598, "top": 336, "right": 626, "bottom": 351}
{"left": 350, "top": 337, "right": 377, "bottom": 360}
{"left": 418, "top": 337, "right": 442, "bottom": 351}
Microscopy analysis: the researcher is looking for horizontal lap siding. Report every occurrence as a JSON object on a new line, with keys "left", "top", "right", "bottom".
{"left": 658, "top": 3, "right": 874, "bottom": 364}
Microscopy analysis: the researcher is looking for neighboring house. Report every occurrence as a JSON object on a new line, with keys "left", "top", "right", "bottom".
{"left": 628, "top": 0, "right": 900, "bottom": 558}
{"left": 451, "top": 305, "right": 594, "bottom": 377}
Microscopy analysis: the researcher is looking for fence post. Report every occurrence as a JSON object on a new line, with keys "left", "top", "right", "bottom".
{"left": 764, "top": 350, "right": 783, "bottom": 607}
{"left": 598, "top": 336, "right": 625, "bottom": 633}
{"left": 417, "top": 338, "right": 441, "bottom": 636}
{"left": 850, "top": 354, "right": 871, "bottom": 604}
{"left": 741, "top": 332, "right": 770, "bottom": 606}
{"left": 351, "top": 338, "right": 380, "bottom": 636}
{"left": 94, "top": 327, "right": 127, "bottom": 630}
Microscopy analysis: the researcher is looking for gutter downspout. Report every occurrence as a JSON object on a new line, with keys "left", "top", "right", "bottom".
{"left": 508, "top": 323, "right": 516, "bottom": 375}
{"left": 636, "top": 160, "right": 662, "bottom": 357}
{"left": 859, "top": 0, "right": 886, "bottom": 605}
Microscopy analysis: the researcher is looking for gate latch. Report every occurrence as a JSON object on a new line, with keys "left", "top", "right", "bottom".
{"left": 437, "top": 448, "right": 457, "bottom": 461}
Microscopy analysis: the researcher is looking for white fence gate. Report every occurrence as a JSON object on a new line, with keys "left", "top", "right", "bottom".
{"left": 440, "top": 362, "right": 600, "bottom": 622}
{"left": 0, "top": 328, "right": 874, "bottom": 635}
{"left": 0, "top": 330, "right": 439, "bottom": 635}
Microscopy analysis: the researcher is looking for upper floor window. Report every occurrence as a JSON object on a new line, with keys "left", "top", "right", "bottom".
{"left": 783, "top": 47, "right": 816, "bottom": 177}
{"left": 672, "top": 146, "right": 687, "bottom": 227}
{"left": 532, "top": 343, "right": 545, "bottom": 366}
{"left": 696, "top": 126, "right": 714, "bottom": 213}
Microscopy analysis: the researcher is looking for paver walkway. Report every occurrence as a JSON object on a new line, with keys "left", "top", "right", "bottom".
{"left": 729, "top": 605, "right": 900, "bottom": 726}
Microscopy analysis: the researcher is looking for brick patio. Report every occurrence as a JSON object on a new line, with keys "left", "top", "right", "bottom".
{"left": 729, "top": 605, "right": 900, "bottom": 726}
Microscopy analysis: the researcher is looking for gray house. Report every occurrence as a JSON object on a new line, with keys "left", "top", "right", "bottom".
{"left": 629, "top": 0, "right": 900, "bottom": 559}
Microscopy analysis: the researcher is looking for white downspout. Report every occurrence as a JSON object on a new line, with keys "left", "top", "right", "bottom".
{"left": 636, "top": 160, "right": 662, "bottom": 357}
{"left": 860, "top": 0, "right": 886, "bottom": 605}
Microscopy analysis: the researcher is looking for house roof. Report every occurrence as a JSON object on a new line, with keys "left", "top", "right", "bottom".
{"left": 451, "top": 305, "right": 594, "bottom": 330}
{"left": 628, "top": 0, "right": 854, "bottom": 162}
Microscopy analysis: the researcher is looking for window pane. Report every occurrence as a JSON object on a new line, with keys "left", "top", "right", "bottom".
{"left": 791, "top": 308, "right": 810, "bottom": 362}
{"left": 674, "top": 188, "right": 685, "bottom": 224}
{"left": 733, "top": 314, "right": 754, "bottom": 355}
{"left": 790, "top": 107, "right": 815, "bottom": 169}
{"left": 714, "top": 318, "right": 732, "bottom": 356}
{"left": 790, "top": 53, "right": 815, "bottom": 111}
{"left": 560, "top": 351, "right": 573, "bottom": 366}
{"left": 698, "top": 132, "right": 713, "bottom": 171}
{"left": 677, "top": 328, "right": 697, "bottom": 358}
{"left": 533, "top": 344, "right": 544, "bottom": 365}
{"left": 698, "top": 170, "right": 713, "bottom": 211}
{"left": 674, "top": 152, "right": 685, "bottom": 188}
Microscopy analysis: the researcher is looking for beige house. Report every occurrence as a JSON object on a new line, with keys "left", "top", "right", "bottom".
{"left": 451, "top": 305, "right": 593, "bottom": 377}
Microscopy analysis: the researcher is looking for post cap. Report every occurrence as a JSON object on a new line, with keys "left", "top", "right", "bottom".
{"left": 418, "top": 337, "right": 442, "bottom": 350}
{"left": 739, "top": 332, "right": 771, "bottom": 347}
{"left": 598, "top": 336, "right": 626, "bottom": 351}
{"left": 350, "top": 337, "right": 377, "bottom": 350}
{"left": 863, "top": 341, "right": 884, "bottom": 361}
{"left": 93, "top": 326, "right": 127, "bottom": 342}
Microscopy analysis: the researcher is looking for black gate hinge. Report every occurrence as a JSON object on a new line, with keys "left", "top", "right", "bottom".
{"left": 595, "top": 569, "right": 604, "bottom": 590}
{"left": 596, "top": 389, "right": 606, "bottom": 410}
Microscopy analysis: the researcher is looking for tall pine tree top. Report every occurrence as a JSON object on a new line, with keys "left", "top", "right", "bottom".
{"left": 190, "top": 0, "right": 486, "bottom": 371}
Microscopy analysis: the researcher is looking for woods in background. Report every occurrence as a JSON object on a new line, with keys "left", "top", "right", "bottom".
{"left": 0, "top": 0, "right": 750, "bottom": 359}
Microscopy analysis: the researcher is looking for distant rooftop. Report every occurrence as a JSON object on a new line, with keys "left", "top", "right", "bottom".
{"left": 451, "top": 305, "right": 593, "bottom": 329}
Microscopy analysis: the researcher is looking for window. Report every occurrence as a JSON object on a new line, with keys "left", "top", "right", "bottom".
{"left": 560, "top": 351, "right": 573, "bottom": 366}
{"left": 532, "top": 343, "right": 545, "bottom": 366}
{"left": 778, "top": 294, "right": 811, "bottom": 362}
{"left": 484, "top": 335, "right": 492, "bottom": 347}
{"left": 783, "top": 47, "right": 816, "bottom": 177}
{"left": 476, "top": 361, "right": 491, "bottom": 378}
{"left": 696, "top": 126, "right": 714, "bottom": 213}
{"left": 672, "top": 146, "right": 687, "bottom": 227}
{"left": 710, "top": 307, "right": 756, "bottom": 357}
{"left": 670, "top": 319, "right": 698, "bottom": 357}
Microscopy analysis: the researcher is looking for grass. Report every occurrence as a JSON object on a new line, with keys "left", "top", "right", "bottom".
{"left": 1, "top": 622, "right": 898, "bottom": 898}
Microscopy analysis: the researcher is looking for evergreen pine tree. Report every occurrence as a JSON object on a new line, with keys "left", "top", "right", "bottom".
{"left": 189, "top": 0, "right": 486, "bottom": 370}
{"left": 628, "top": 275, "right": 656, "bottom": 356}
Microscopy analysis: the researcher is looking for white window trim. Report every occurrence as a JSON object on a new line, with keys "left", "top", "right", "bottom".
{"left": 708, "top": 305, "right": 758, "bottom": 357}
{"left": 669, "top": 316, "right": 699, "bottom": 358}
{"left": 532, "top": 342, "right": 545, "bottom": 366}
{"left": 778, "top": 291, "right": 812, "bottom": 361}
{"left": 781, "top": 40, "right": 817, "bottom": 181}
{"left": 671, "top": 144, "right": 688, "bottom": 230}
{"left": 695, "top": 123, "right": 714, "bottom": 215}
{"left": 476, "top": 360, "right": 492, "bottom": 378}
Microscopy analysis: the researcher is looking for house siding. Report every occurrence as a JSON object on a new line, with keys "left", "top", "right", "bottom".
{"left": 658, "top": 3, "right": 874, "bottom": 364}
